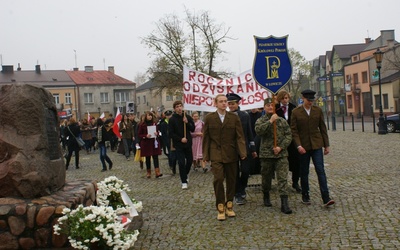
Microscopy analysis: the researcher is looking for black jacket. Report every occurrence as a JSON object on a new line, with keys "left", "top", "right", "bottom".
{"left": 168, "top": 112, "right": 195, "bottom": 149}
{"left": 231, "top": 108, "right": 256, "bottom": 155}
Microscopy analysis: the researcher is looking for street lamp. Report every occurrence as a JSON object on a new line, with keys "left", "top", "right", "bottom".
{"left": 355, "top": 88, "right": 362, "bottom": 118}
{"left": 373, "top": 48, "right": 387, "bottom": 135}
{"left": 98, "top": 107, "right": 101, "bottom": 117}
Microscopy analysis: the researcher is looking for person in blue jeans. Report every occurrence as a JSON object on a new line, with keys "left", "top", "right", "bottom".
{"left": 290, "top": 89, "right": 335, "bottom": 207}
{"left": 96, "top": 118, "right": 113, "bottom": 172}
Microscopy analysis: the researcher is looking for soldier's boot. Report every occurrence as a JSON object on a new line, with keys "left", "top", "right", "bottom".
{"left": 263, "top": 192, "right": 272, "bottom": 207}
{"left": 280, "top": 195, "right": 293, "bottom": 214}
{"left": 217, "top": 204, "right": 225, "bottom": 221}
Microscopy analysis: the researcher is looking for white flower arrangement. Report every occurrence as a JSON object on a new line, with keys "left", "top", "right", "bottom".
{"left": 54, "top": 205, "right": 139, "bottom": 250}
{"left": 53, "top": 176, "right": 143, "bottom": 250}
{"left": 96, "top": 176, "right": 143, "bottom": 214}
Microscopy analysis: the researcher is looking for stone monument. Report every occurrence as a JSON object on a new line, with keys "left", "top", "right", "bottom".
{"left": 0, "top": 83, "right": 65, "bottom": 198}
{"left": 0, "top": 84, "right": 97, "bottom": 249}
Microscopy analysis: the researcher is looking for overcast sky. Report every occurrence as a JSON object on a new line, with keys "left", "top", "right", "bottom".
{"left": 2, "top": 0, "right": 399, "bottom": 83}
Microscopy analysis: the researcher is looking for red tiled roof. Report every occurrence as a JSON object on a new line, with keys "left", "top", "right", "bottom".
{"left": 66, "top": 70, "right": 134, "bottom": 85}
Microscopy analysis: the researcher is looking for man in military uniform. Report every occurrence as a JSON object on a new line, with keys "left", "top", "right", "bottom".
{"left": 291, "top": 89, "right": 334, "bottom": 207}
{"left": 226, "top": 93, "right": 257, "bottom": 205}
{"left": 255, "top": 97, "right": 293, "bottom": 214}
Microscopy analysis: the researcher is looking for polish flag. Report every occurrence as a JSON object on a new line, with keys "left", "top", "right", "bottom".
{"left": 100, "top": 112, "right": 105, "bottom": 119}
{"left": 87, "top": 111, "right": 91, "bottom": 122}
{"left": 113, "top": 107, "right": 122, "bottom": 138}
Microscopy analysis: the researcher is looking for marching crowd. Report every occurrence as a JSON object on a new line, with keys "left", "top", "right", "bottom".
{"left": 60, "top": 89, "right": 335, "bottom": 220}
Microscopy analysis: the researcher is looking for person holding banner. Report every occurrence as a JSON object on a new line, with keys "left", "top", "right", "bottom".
{"left": 169, "top": 101, "right": 195, "bottom": 190}
{"left": 203, "top": 94, "right": 247, "bottom": 221}
{"left": 226, "top": 93, "right": 257, "bottom": 205}
{"left": 275, "top": 90, "right": 302, "bottom": 193}
{"left": 290, "top": 89, "right": 334, "bottom": 207}
{"left": 255, "top": 97, "right": 293, "bottom": 214}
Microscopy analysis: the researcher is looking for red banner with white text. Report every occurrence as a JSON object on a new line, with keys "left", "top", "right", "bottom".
{"left": 183, "top": 66, "right": 271, "bottom": 112}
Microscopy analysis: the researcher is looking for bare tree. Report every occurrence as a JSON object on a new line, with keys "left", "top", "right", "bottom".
{"left": 383, "top": 44, "right": 400, "bottom": 71}
{"left": 282, "top": 48, "right": 312, "bottom": 101}
{"left": 141, "top": 9, "right": 234, "bottom": 95}
{"left": 133, "top": 72, "right": 147, "bottom": 87}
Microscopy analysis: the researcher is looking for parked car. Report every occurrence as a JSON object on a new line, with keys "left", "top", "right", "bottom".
{"left": 377, "top": 113, "right": 400, "bottom": 133}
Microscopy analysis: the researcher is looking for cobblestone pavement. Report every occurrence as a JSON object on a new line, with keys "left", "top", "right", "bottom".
{"left": 66, "top": 130, "right": 400, "bottom": 249}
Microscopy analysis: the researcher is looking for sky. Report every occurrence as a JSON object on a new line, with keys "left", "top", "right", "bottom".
{"left": 1, "top": 0, "right": 400, "bottom": 83}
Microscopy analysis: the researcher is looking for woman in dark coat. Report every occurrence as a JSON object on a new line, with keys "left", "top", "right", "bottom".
{"left": 137, "top": 111, "right": 162, "bottom": 178}
{"left": 65, "top": 118, "right": 81, "bottom": 170}
{"left": 97, "top": 118, "right": 113, "bottom": 172}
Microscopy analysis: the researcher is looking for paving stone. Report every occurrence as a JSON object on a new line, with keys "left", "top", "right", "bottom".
{"left": 66, "top": 130, "right": 400, "bottom": 249}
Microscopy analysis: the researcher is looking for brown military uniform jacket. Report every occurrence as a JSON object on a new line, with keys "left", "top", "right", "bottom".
{"left": 290, "top": 105, "right": 329, "bottom": 151}
{"left": 202, "top": 111, "right": 247, "bottom": 163}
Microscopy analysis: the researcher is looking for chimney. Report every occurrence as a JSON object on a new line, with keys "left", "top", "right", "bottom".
{"left": 73, "top": 67, "right": 79, "bottom": 71}
{"left": 108, "top": 66, "right": 115, "bottom": 74}
{"left": 365, "top": 38, "right": 372, "bottom": 44}
{"left": 380, "top": 30, "right": 395, "bottom": 46}
{"left": 35, "top": 65, "right": 41, "bottom": 74}
{"left": 17, "top": 63, "right": 21, "bottom": 71}
{"left": 84, "top": 66, "right": 94, "bottom": 72}
{"left": 1, "top": 65, "right": 14, "bottom": 73}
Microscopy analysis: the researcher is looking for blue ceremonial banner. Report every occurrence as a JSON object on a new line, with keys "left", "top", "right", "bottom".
{"left": 252, "top": 35, "right": 292, "bottom": 95}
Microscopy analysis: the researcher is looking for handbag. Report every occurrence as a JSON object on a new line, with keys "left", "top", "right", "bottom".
{"left": 134, "top": 148, "right": 145, "bottom": 162}
{"left": 68, "top": 126, "right": 85, "bottom": 147}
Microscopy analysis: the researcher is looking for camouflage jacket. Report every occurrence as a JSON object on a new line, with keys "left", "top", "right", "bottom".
{"left": 255, "top": 114, "right": 292, "bottom": 159}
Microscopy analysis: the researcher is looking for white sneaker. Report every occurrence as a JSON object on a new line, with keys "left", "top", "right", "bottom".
{"left": 182, "top": 183, "right": 188, "bottom": 190}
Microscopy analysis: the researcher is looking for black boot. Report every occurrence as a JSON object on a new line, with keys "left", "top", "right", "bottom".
{"left": 263, "top": 192, "right": 272, "bottom": 207}
{"left": 280, "top": 195, "right": 292, "bottom": 214}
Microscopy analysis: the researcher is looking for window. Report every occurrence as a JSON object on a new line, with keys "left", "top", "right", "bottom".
{"left": 100, "top": 92, "right": 109, "bottom": 103}
{"left": 65, "top": 93, "right": 71, "bottom": 104}
{"left": 346, "top": 75, "right": 351, "bottom": 84}
{"left": 137, "top": 96, "right": 140, "bottom": 104}
{"left": 84, "top": 93, "right": 94, "bottom": 104}
{"left": 374, "top": 95, "right": 380, "bottom": 110}
{"left": 383, "top": 94, "right": 388, "bottom": 109}
{"left": 361, "top": 71, "right": 368, "bottom": 83}
{"left": 175, "top": 95, "right": 182, "bottom": 101}
{"left": 143, "top": 96, "right": 146, "bottom": 104}
{"left": 347, "top": 95, "right": 353, "bottom": 109}
{"left": 53, "top": 94, "right": 60, "bottom": 104}
{"left": 166, "top": 95, "right": 173, "bottom": 101}
{"left": 115, "top": 92, "right": 129, "bottom": 102}
{"left": 352, "top": 73, "right": 359, "bottom": 84}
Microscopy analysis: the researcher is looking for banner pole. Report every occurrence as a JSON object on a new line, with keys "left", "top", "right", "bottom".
{"left": 273, "top": 94, "right": 277, "bottom": 148}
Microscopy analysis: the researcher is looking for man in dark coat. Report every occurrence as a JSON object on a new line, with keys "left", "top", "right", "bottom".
{"left": 226, "top": 93, "right": 257, "bottom": 205}
{"left": 275, "top": 90, "right": 302, "bottom": 193}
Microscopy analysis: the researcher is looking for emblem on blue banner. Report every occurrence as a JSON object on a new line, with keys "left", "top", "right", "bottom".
{"left": 252, "top": 35, "right": 292, "bottom": 95}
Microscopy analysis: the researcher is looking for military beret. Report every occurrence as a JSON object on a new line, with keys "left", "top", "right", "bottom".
{"left": 301, "top": 89, "right": 316, "bottom": 101}
{"left": 164, "top": 110, "right": 173, "bottom": 116}
{"left": 264, "top": 97, "right": 273, "bottom": 105}
{"left": 226, "top": 93, "right": 242, "bottom": 102}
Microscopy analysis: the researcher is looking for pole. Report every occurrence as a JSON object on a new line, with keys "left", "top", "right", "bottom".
{"left": 183, "top": 110, "right": 187, "bottom": 139}
{"left": 272, "top": 95, "right": 277, "bottom": 148}
{"left": 330, "top": 73, "right": 336, "bottom": 131}
{"left": 377, "top": 66, "right": 387, "bottom": 134}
